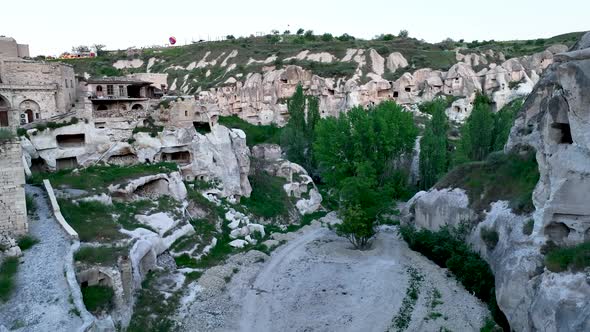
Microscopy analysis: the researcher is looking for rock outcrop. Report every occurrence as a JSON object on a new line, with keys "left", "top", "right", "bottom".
{"left": 404, "top": 33, "right": 590, "bottom": 331}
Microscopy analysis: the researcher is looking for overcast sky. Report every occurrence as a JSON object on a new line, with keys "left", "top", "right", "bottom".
{"left": 1, "top": 0, "right": 587, "bottom": 56}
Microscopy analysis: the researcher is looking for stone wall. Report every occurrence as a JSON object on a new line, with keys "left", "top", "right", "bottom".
{"left": 0, "top": 139, "right": 27, "bottom": 238}
{"left": 0, "top": 57, "right": 76, "bottom": 122}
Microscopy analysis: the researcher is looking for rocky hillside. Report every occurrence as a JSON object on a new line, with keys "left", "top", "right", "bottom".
{"left": 404, "top": 32, "right": 590, "bottom": 331}
{"left": 61, "top": 32, "right": 583, "bottom": 125}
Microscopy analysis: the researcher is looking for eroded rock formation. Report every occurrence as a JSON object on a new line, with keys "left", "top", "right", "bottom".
{"left": 404, "top": 33, "right": 590, "bottom": 331}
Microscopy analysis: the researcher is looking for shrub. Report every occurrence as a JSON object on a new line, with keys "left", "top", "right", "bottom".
{"left": 335, "top": 205, "right": 376, "bottom": 249}
{"left": 522, "top": 219, "right": 534, "bottom": 235}
{"left": 480, "top": 227, "right": 499, "bottom": 250}
{"left": 544, "top": 241, "right": 590, "bottom": 272}
{"left": 17, "top": 235, "right": 39, "bottom": 251}
{"left": 241, "top": 169, "right": 291, "bottom": 219}
{"left": 81, "top": 285, "right": 114, "bottom": 313}
{"left": 0, "top": 128, "right": 15, "bottom": 141}
{"left": 218, "top": 115, "right": 282, "bottom": 147}
{"left": 25, "top": 194, "right": 36, "bottom": 216}
{"left": 0, "top": 257, "right": 18, "bottom": 302}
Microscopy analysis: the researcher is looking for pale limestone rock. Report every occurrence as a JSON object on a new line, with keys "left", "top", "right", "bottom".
{"left": 229, "top": 239, "right": 247, "bottom": 249}
{"left": 369, "top": 49, "right": 385, "bottom": 76}
{"left": 113, "top": 59, "right": 144, "bottom": 69}
{"left": 386, "top": 52, "right": 408, "bottom": 72}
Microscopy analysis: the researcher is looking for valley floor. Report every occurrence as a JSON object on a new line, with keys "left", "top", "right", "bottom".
{"left": 182, "top": 222, "right": 489, "bottom": 332}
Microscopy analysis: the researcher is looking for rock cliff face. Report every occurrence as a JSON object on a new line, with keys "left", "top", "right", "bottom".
{"left": 180, "top": 47, "right": 566, "bottom": 125}
{"left": 404, "top": 33, "right": 590, "bottom": 331}
{"left": 22, "top": 122, "right": 252, "bottom": 200}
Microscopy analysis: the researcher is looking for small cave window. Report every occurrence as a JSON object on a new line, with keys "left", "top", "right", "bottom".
{"left": 56, "top": 134, "right": 86, "bottom": 148}
{"left": 193, "top": 121, "right": 211, "bottom": 135}
{"left": 393, "top": 91, "right": 399, "bottom": 98}
{"left": 405, "top": 87, "right": 411, "bottom": 92}
{"left": 56, "top": 157, "right": 78, "bottom": 170}
{"left": 551, "top": 123, "right": 573, "bottom": 144}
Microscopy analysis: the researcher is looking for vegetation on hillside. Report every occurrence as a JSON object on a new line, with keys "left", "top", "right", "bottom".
{"left": 437, "top": 151, "right": 539, "bottom": 214}
{"left": 29, "top": 162, "right": 178, "bottom": 191}
{"left": 544, "top": 241, "right": 590, "bottom": 273}
{"left": 218, "top": 116, "right": 282, "bottom": 147}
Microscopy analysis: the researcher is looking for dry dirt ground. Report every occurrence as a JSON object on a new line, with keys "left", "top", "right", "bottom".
{"left": 181, "top": 222, "right": 489, "bottom": 332}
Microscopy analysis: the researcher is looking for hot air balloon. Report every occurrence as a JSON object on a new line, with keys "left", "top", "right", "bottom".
{"left": 169, "top": 36, "right": 177, "bottom": 45}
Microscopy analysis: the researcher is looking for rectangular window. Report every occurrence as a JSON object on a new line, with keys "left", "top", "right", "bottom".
{"left": 71, "top": 80, "right": 73, "bottom": 88}
{"left": 65, "top": 79, "right": 68, "bottom": 88}
{"left": 107, "top": 85, "right": 114, "bottom": 95}
{"left": 119, "top": 85, "right": 125, "bottom": 96}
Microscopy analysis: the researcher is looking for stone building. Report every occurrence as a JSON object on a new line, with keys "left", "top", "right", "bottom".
{"left": 0, "top": 56, "right": 76, "bottom": 126}
{"left": 0, "top": 139, "right": 27, "bottom": 252}
{"left": 0, "top": 36, "right": 29, "bottom": 58}
{"left": 85, "top": 77, "right": 158, "bottom": 118}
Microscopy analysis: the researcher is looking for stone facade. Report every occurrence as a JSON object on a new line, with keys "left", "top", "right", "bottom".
{"left": 0, "top": 57, "right": 76, "bottom": 126}
{"left": 0, "top": 139, "right": 27, "bottom": 240}
{"left": 0, "top": 36, "right": 29, "bottom": 58}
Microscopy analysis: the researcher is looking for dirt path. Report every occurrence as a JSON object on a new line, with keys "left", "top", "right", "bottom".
{"left": 0, "top": 185, "right": 82, "bottom": 331}
{"left": 184, "top": 223, "right": 489, "bottom": 331}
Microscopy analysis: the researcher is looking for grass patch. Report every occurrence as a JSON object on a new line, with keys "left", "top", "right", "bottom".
{"left": 0, "top": 257, "right": 18, "bottom": 302}
{"left": 17, "top": 235, "right": 39, "bottom": 251}
{"left": 399, "top": 225, "right": 509, "bottom": 330}
{"left": 390, "top": 266, "right": 424, "bottom": 330}
{"left": 58, "top": 200, "right": 124, "bottom": 242}
{"left": 544, "top": 241, "right": 590, "bottom": 273}
{"left": 240, "top": 171, "right": 292, "bottom": 219}
{"left": 29, "top": 162, "right": 178, "bottom": 191}
{"left": 74, "top": 246, "right": 127, "bottom": 266}
{"left": 81, "top": 285, "right": 114, "bottom": 314}
{"left": 127, "top": 271, "right": 180, "bottom": 331}
{"left": 218, "top": 116, "right": 282, "bottom": 147}
{"left": 436, "top": 151, "right": 539, "bottom": 214}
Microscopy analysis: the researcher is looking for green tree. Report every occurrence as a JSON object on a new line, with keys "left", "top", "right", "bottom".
{"left": 314, "top": 101, "right": 418, "bottom": 247}
{"left": 419, "top": 101, "right": 449, "bottom": 189}
{"left": 280, "top": 85, "right": 320, "bottom": 171}
{"left": 492, "top": 98, "right": 523, "bottom": 151}
{"left": 454, "top": 95, "right": 494, "bottom": 164}
{"left": 296, "top": 28, "right": 305, "bottom": 35}
{"left": 321, "top": 33, "right": 334, "bottom": 42}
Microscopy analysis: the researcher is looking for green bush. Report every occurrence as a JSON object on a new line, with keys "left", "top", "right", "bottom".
{"left": 480, "top": 227, "right": 499, "bottom": 250}
{"left": 544, "top": 241, "right": 590, "bottom": 272}
{"left": 0, "top": 257, "right": 19, "bottom": 302}
{"left": 522, "top": 219, "right": 534, "bottom": 235}
{"left": 81, "top": 285, "right": 114, "bottom": 313}
{"left": 17, "top": 235, "right": 39, "bottom": 251}
{"left": 241, "top": 170, "right": 292, "bottom": 219}
{"left": 0, "top": 128, "right": 15, "bottom": 141}
{"left": 25, "top": 194, "right": 36, "bottom": 216}
{"left": 399, "top": 225, "right": 509, "bottom": 330}
{"left": 218, "top": 115, "right": 282, "bottom": 147}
